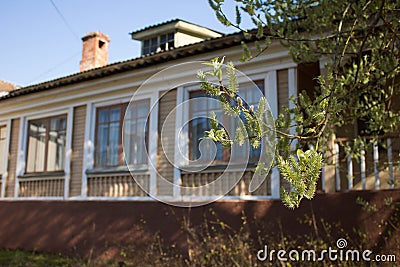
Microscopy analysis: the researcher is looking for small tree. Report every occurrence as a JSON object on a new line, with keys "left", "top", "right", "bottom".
{"left": 199, "top": 0, "right": 400, "bottom": 208}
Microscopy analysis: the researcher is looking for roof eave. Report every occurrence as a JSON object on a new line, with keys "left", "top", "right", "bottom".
{"left": 1, "top": 31, "right": 245, "bottom": 101}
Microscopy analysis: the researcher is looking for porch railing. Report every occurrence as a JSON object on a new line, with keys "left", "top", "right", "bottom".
{"left": 180, "top": 169, "right": 270, "bottom": 197}
{"left": 12, "top": 135, "right": 400, "bottom": 200}
{"left": 18, "top": 176, "right": 65, "bottom": 197}
{"left": 326, "top": 136, "right": 399, "bottom": 192}
{"left": 87, "top": 172, "right": 149, "bottom": 197}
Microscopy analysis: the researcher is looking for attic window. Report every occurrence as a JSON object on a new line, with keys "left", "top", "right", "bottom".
{"left": 99, "top": 40, "right": 105, "bottom": 49}
{"left": 142, "top": 32, "right": 174, "bottom": 55}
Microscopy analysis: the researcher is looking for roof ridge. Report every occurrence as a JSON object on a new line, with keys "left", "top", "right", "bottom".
{"left": 129, "top": 18, "right": 223, "bottom": 36}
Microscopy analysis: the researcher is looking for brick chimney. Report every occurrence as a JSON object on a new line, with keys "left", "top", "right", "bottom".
{"left": 79, "top": 32, "right": 110, "bottom": 72}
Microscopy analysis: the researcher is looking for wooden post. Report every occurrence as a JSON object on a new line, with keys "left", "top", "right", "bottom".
{"left": 335, "top": 143, "right": 340, "bottom": 191}
{"left": 387, "top": 138, "right": 394, "bottom": 189}
{"left": 373, "top": 141, "right": 380, "bottom": 189}
{"left": 360, "top": 145, "right": 366, "bottom": 190}
{"left": 347, "top": 144, "right": 353, "bottom": 190}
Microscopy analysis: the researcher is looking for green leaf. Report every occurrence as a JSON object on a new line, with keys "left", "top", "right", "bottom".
{"left": 216, "top": 12, "right": 231, "bottom": 26}
{"left": 235, "top": 124, "right": 246, "bottom": 146}
{"left": 227, "top": 61, "right": 238, "bottom": 93}
{"left": 209, "top": 111, "right": 219, "bottom": 129}
{"left": 235, "top": 5, "right": 241, "bottom": 25}
{"left": 208, "top": 0, "right": 219, "bottom": 11}
{"left": 256, "top": 22, "right": 264, "bottom": 38}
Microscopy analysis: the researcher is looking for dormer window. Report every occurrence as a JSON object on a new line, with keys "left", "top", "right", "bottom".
{"left": 160, "top": 33, "right": 174, "bottom": 51}
{"left": 131, "top": 19, "right": 222, "bottom": 56}
{"left": 142, "top": 32, "right": 174, "bottom": 55}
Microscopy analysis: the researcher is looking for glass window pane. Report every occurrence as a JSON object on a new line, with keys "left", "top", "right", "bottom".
{"left": 191, "top": 94, "right": 206, "bottom": 112}
{"left": 47, "top": 117, "right": 66, "bottom": 172}
{"left": 125, "top": 105, "right": 136, "bottom": 121}
{"left": 190, "top": 117, "right": 207, "bottom": 160}
{"left": 96, "top": 124, "right": 108, "bottom": 167}
{"left": 50, "top": 117, "right": 66, "bottom": 131}
{"left": 143, "top": 39, "right": 150, "bottom": 54}
{"left": 60, "top": 117, "right": 67, "bottom": 130}
{"left": 136, "top": 120, "right": 147, "bottom": 164}
{"left": 110, "top": 107, "right": 121, "bottom": 122}
{"left": 137, "top": 118, "right": 147, "bottom": 136}
{"left": 27, "top": 120, "right": 46, "bottom": 172}
{"left": 235, "top": 84, "right": 264, "bottom": 160}
{"left": 125, "top": 120, "right": 137, "bottom": 165}
{"left": 143, "top": 47, "right": 150, "bottom": 55}
{"left": 190, "top": 117, "right": 224, "bottom": 162}
{"left": 150, "top": 46, "right": 157, "bottom": 53}
{"left": 25, "top": 116, "right": 67, "bottom": 173}
{"left": 151, "top": 37, "right": 158, "bottom": 45}
{"left": 36, "top": 124, "right": 47, "bottom": 172}
{"left": 213, "top": 141, "right": 223, "bottom": 161}
{"left": 189, "top": 90, "right": 227, "bottom": 162}
{"left": 160, "top": 34, "right": 166, "bottom": 44}
{"left": 137, "top": 101, "right": 149, "bottom": 117}
{"left": 150, "top": 37, "right": 158, "bottom": 53}
{"left": 188, "top": 84, "right": 264, "bottom": 163}
{"left": 124, "top": 100, "right": 149, "bottom": 166}
{"left": 191, "top": 103, "right": 204, "bottom": 113}
{"left": 208, "top": 98, "right": 220, "bottom": 109}
{"left": 47, "top": 128, "right": 58, "bottom": 171}
{"left": 96, "top": 105, "right": 127, "bottom": 167}
{"left": 108, "top": 122, "right": 120, "bottom": 166}
{"left": 98, "top": 109, "right": 109, "bottom": 123}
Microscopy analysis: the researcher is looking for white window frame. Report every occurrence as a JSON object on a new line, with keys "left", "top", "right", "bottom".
{"left": 0, "top": 120, "right": 11, "bottom": 198}
{"left": 15, "top": 107, "right": 73, "bottom": 199}
{"left": 89, "top": 95, "right": 152, "bottom": 170}
{"left": 83, "top": 91, "right": 158, "bottom": 198}
{"left": 178, "top": 73, "right": 267, "bottom": 168}
{"left": 142, "top": 32, "right": 175, "bottom": 55}
{"left": 175, "top": 72, "right": 281, "bottom": 199}
{"left": 93, "top": 101, "right": 131, "bottom": 168}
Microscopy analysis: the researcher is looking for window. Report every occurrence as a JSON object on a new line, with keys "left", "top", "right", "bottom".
{"left": 96, "top": 105, "right": 124, "bottom": 167}
{"left": 95, "top": 100, "right": 149, "bottom": 168}
{"left": 149, "top": 37, "right": 158, "bottom": 53}
{"left": 124, "top": 100, "right": 149, "bottom": 165}
{"left": 143, "top": 39, "right": 151, "bottom": 55}
{"left": 0, "top": 125, "right": 6, "bottom": 175}
{"left": 189, "top": 90, "right": 225, "bottom": 162}
{"left": 142, "top": 32, "right": 175, "bottom": 55}
{"left": 160, "top": 32, "right": 174, "bottom": 51}
{"left": 189, "top": 81, "right": 264, "bottom": 164}
{"left": 26, "top": 115, "right": 67, "bottom": 173}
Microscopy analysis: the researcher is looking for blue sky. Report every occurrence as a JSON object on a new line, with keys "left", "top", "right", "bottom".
{"left": 0, "top": 0, "right": 254, "bottom": 87}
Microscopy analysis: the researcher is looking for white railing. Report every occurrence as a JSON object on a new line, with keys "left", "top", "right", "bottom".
{"left": 87, "top": 172, "right": 149, "bottom": 197}
{"left": 18, "top": 176, "right": 65, "bottom": 197}
{"left": 180, "top": 169, "right": 270, "bottom": 197}
{"left": 327, "top": 136, "right": 399, "bottom": 191}
{"left": 12, "top": 135, "right": 399, "bottom": 200}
